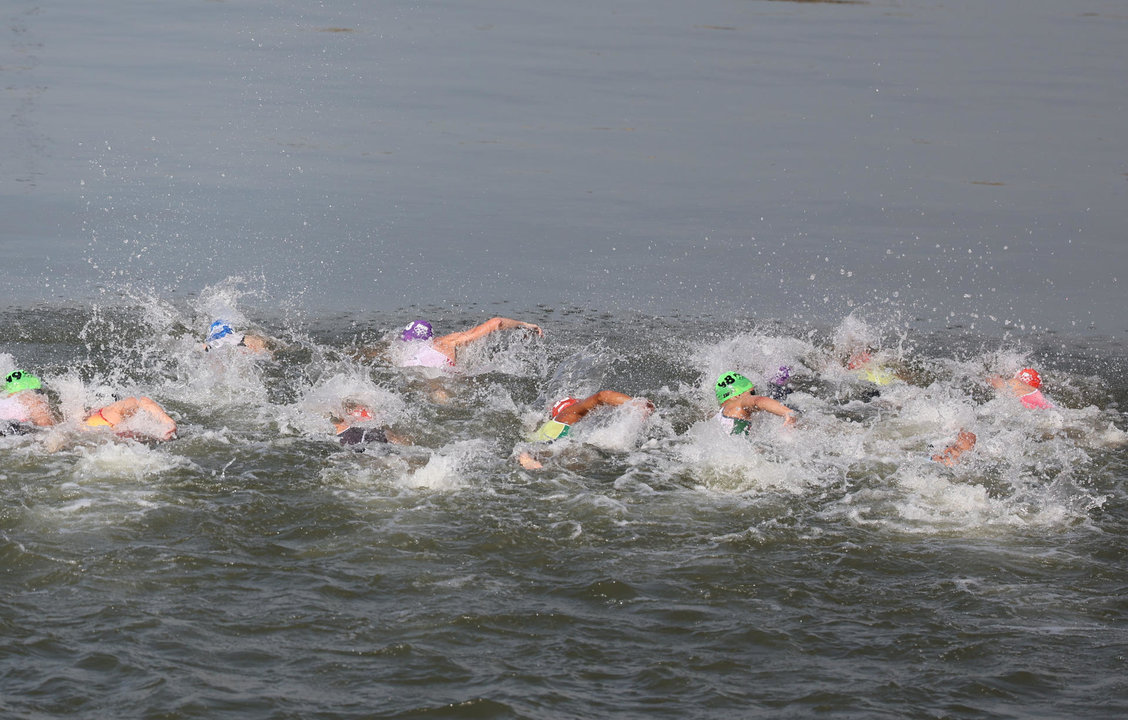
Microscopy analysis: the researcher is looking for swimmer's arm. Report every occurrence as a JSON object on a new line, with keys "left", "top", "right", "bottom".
{"left": 555, "top": 390, "right": 635, "bottom": 425}
{"left": 98, "top": 397, "right": 177, "bottom": 440}
{"left": 987, "top": 376, "right": 1034, "bottom": 397}
{"left": 731, "top": 395, "right": 798, "bottom": 426}
{"left": 436, "top": 317, "right": 544, "bottom": 351}
{"left": 23, "top": 394, "right": 56, "bottom": 427}
{"left": 241, "top": 333, "right": 271, "bottom": 354}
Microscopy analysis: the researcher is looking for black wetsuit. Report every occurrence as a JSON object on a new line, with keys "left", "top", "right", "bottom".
{"left": 0, "top": 420, "right": 31, "bottom": 436}
{"left": 337, "top": 426, "right": 389, "bottom": 447}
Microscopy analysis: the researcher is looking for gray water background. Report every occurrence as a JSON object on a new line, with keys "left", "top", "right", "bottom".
{"left": 3, "top": 0, "right": 1125, "bottom": 337}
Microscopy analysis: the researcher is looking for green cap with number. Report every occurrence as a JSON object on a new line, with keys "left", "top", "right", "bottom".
{"left": 714, "top": 372, "right": 754, "bottom": 404}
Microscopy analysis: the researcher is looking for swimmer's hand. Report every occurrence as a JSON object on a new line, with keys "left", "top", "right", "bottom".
{"left": 629, "top": 398, "right": 656, "bottom": 416}
{"left": 931, "top": 429, "right": 976, "bottom": 466}
{"left": 520, "top": 322, "right": 544, "bottom": 337}
{"left": 931, "top": 452, "right": 956, "bottom": 467}
{"left": 517, "top": 452, "right": 544, "bottom": 470}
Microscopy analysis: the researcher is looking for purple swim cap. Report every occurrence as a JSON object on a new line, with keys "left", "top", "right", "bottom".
{"left": 402, "top": 320, "right": 433, "bottom": 342}
{"left": 772, "top": 366, "right": 791, "bottom": 386}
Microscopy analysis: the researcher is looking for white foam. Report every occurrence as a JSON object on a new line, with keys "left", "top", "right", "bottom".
{"left": 73, "top": 440, "right": 188, "bottom": 481}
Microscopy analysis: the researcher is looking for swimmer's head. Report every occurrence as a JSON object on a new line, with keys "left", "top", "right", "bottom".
{"left": 402, "top": 320, "right": 433, "bottom": 342}
{"left": 846, "top": 351, "right": 872, "bottom": 370}
{"left": 715, "top": 372, "right": 754, "bottom": 404}
{"left": 331, "top": 401, "right": 375, "bottom": 428}
{"left": 205, "top": 320, "right": 243, "bottom": 349}
{"left": 343, "top": 401, "right": 374, "bottom": 422}
{"left": 3, "top": 370, "right": 41, "bottom": 396}
{"left": 1015, "top": 368, "right": 1042, "bottom": 389}
{"left": 551, "top": 397, "right": 579, "bottom": 419}
{"left": 772, "top": 366, "right": 791, "bottom": 386}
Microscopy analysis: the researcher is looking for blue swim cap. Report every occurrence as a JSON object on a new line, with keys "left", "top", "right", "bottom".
{"left": 207, "top": 320, "right": 233, "bottom": 341}
{"left": 206, "top": 320, "right": 243, "bottom": 348}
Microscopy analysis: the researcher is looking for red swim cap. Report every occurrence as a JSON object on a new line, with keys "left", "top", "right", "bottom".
{"left": 551, "top": 397, "right": 579, "bottom": 418}
{"left": 347, "top": 405, "right": 374, "bottom": 421}
{"left": 1015, "top": 368, "right": 1042, "bottom": 389}
{"left": 846, "top": 351, "right": 872, "bottom": 370}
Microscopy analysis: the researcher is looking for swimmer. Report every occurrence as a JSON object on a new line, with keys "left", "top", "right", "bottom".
{"left": 518, "top": 391, "right": 653, "bottom": 470}
{"left": 330, "top": 400, "right": 410, "bottom": 448}
{"left": 1, "top": 369, "right": 176, "bottom": 442}
{"left": 714, "top": 371, "right": 798, "bottom": 435}
{"left": 931, "top": 428, "right": 977, "bottom": 466}
{"left": 987, "top": 367, "right": 1054, "bottom": 409}
{"left": 84, "top": 396, "right": 178, "bottom": 442}
{"left": 932, "top": 367, "right": 1052, "bottom": 465}
{"left": 0, "top": 370, "right": 57, "bottom": 433}
{"left": 844, "top": 349, "right": 902, "bottom": 386}
{"left": 203, "top": 319, "right": 271, "bottom": 355}
{"left": 765, "top": 365, "right": 793, "bottom": 402}
{"left": 394, "top": 317, "right": 544, "bottom": 370}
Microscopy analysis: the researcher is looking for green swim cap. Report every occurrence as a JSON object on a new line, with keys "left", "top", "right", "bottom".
{"left": 715, "top": 372, "right": 754, "bottom": 404}
{"left": 4, "top": 370, "right": 41, "bottom": 396}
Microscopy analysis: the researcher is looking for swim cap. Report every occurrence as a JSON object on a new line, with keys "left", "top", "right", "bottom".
{"left": 772, "top": 366, "right": 791, "bottom": 386}
{"left": 551, "top": 397, "right": 579, "bottom": 418}
{"left": 1015, "top": 368, "right": 1042, "bottom": 389}
{"left": 846, "top": 351, "right": 872, "bottom": 370}
{"left": 206, "top": 320, "right": 242, "bottom": 348}
{"left": 402, "top": 320, "right": 433, "bottom": 342}
{"left": 715, "top": 372, "right": 754, "bottom": 404}
{"left": 4, "top": 370, "right": 41, "bottom": 395}
{"left": 346, "top": 404, "right": 374, "bottom": 422}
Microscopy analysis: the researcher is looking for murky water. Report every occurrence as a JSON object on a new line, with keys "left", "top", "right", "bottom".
{"left": 2, "top": 288, "right": 1125, "bottom": 718}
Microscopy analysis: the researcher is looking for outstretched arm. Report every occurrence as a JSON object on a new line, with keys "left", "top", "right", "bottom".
{"left": 434, "top": 317, "right": 543, "bottom": 357}
{"left": 97, "top": 397, "right": 177, "bottom": 440}
{"left": 988, "top": 375, "right": 1037, "bottom": 396}
{"left": 554, "top": 390, "right": 646, "bottom": 425}
{"left": 725, "top": 394, "right": 798, "bottom": 426}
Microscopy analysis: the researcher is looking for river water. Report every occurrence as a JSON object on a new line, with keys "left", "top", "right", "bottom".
{"left": 3, "top": 0, "right": 1127, "bottom": 718}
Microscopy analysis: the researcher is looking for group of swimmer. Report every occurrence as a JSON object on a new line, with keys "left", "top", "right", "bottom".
{"left": 840, "top": 349, "right": 1055, "bottom": 466}
{"left": 1, "top": 370, "right": 177, "bottom": 442}
{"left": 1, "top": 313, "right": 1059, "bottom": 469}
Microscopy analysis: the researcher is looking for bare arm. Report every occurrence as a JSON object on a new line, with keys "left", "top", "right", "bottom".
{"left": 724, "top": 394, "right": 798, "bottom": 426}
{"left": 19, "top": 393, "right": 56, "bottom": 427}
{"left": 434, "top": 317, "right": 543, "bottom": 357}
{"left": 555, "top": 390, "right": 639, "bottom": 425}
{"left": 241, "top": 333, "right": 271, "bottom": 354}
{"left": 97, "top": 397, "right": 177, "bottom": 440}
{"left": 987, "top": 376, "right": 1035, "bottom": 397}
